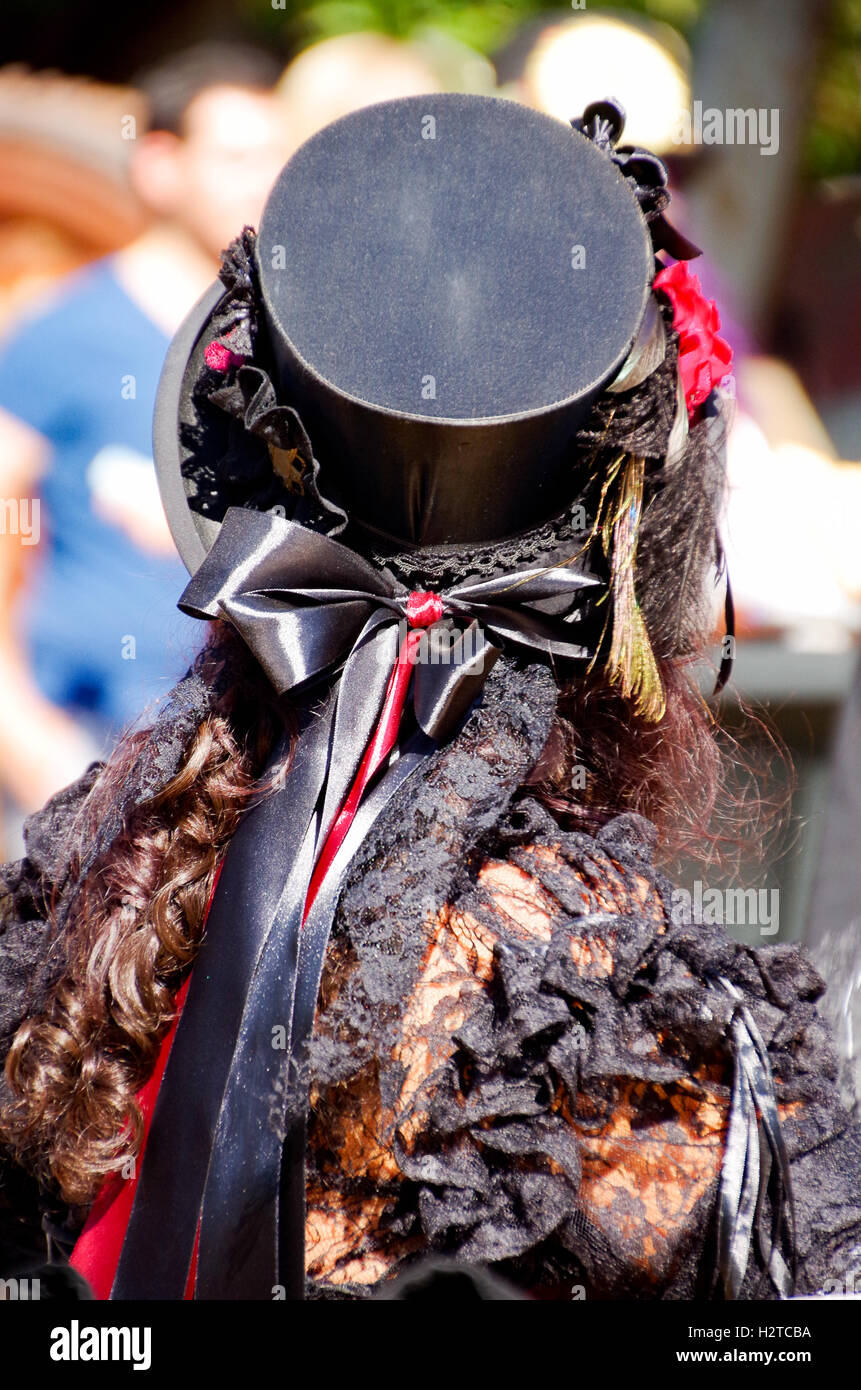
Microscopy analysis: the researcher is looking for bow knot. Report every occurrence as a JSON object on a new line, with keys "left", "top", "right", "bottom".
{"left": 405, "top": 590, "right": 445, "bottom": 628}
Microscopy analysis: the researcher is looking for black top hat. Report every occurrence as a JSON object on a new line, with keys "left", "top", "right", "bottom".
{"left": 155, "top": 94, "right": 659, "bottom": 574}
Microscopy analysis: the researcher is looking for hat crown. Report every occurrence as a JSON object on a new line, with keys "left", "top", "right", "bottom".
{"left": 155, "top": 94, "right": 659, "bottom": 566}
{"left": 257, "top": 94, "right": 651, "bottom": 426}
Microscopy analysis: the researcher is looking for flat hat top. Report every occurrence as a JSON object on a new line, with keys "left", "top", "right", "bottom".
{"left": 257, "top": 94, "right": 652, "bottom": 423}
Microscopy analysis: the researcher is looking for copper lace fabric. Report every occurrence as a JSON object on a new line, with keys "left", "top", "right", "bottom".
{"left": 306, "top": 812, "right": 698, "bottom": 1295}
{"left": 1, "top": 657, "right": 861, "bottom": 1299}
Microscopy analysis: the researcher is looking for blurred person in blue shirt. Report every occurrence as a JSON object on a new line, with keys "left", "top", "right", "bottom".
{"left": 0, "top": 43, "right": 289, "bottom": 817}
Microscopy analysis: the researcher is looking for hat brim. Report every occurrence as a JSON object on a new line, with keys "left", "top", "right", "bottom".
{"left": 153, "top": 279, "right": 226, "bottom": 575}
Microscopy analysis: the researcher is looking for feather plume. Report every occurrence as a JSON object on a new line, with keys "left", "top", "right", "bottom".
{"left": 601, "top": 454, "right": 665, "bottom": 722}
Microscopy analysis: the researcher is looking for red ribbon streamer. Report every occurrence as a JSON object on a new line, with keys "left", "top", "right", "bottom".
{"left": 303, "top": 626, "right": 421, "bottom": 919}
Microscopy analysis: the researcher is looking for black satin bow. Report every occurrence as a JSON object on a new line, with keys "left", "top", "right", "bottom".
{"left": 179, "top": 506, "right": 603, "bottom": 741}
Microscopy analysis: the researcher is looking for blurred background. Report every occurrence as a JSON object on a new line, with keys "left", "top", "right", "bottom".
{"left": 0, "top": 0, "right": 859, "bottom": 1095}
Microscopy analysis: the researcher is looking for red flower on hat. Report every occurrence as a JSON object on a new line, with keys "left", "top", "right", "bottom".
{"left": 653, "top": 261, "right": 733, "bottom": 416}
{"left": 204, "top": 340, "right": 245, "bottom": 373}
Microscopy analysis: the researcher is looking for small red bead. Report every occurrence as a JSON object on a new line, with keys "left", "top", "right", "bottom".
{"left": 405, "top": 591, "right": 444, "bottom": 628}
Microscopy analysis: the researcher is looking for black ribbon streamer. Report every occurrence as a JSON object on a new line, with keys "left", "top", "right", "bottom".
{"left": 111, "top": 507, "right": 603, "bottom": 1299}
{"left": 715, "top": 571, "right": 736, "bottom": 696}
{"left": 714, "top": 976, "right": 796, "bottom": 1300}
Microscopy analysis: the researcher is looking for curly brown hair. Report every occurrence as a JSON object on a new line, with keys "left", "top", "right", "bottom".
{"left": 525, "top": 654, "right": 790, "bottom": 880}
{"left": 0, "top": 623, "right": 291, "bottom": 1208}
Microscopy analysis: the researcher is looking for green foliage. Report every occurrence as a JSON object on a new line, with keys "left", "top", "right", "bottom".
{"left": 287, "top": 0, "right": 707, "bottom": 54}
{"left": 803, "top": 0, "right": 861, "bottom": 178}
{"left": 301, "top": 0, "right": 525, "bottom": 51}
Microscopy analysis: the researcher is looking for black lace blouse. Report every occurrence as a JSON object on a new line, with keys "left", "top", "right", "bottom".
{"left": 1, "top": 659, "right": 860, "bottom": 1300}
